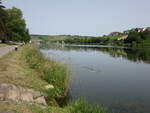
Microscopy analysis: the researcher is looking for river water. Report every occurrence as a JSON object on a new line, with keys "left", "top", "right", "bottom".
{"left": 41, "top": 45, "right": 150, "bottom": 113}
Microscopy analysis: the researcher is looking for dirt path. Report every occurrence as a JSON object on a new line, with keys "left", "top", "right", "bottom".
{"left": 0, "top": 45, "right": 16, "bottom": 58}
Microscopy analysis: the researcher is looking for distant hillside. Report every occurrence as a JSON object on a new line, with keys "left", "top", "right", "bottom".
{"left": 31, "top": 34, "right": 50, "bottom": 39}
{"left": 31, "top": 27, "right": 150, "bottom": 46}
{"left": 31, "top": 34, "right": 96, "bottom": 42}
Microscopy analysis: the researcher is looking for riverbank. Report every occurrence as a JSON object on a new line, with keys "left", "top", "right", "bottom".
{"left": 0, "top": 44, "right": 108, "bottom": 113}
{"left": 22, "top": 45, "right": 69, "bottom": 99}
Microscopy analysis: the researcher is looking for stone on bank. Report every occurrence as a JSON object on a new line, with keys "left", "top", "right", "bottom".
{"left": 0, "top": 83, "right": 47, "bottom": 106}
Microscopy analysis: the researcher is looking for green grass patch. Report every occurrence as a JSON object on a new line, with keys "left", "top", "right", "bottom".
{"left": 0, "top": 100, "right": 108, "bottom": 113}
{"left": 65, "top": 99, "right": 108, "bottom": 113}
{"left": 0, "top": 44, "right": 108, "bottom": 113}
{"left": 0, "top": 46, "right": 48, "bottom": 92}
{"left": 104, "top": 35, "right": 127, "bottom": 41}
{"left": 22, "top": 45, "right": 69, "bottom": 98}
{"left": 0, "top": 102, "right": 67, "bottom": 113}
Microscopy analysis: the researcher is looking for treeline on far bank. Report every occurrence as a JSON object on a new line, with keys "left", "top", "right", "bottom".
{"left": 0, "top": 0, "right": 30, "bottom": 43}
{"left": 63, "top": 30, "right": 150, "bottom": 46}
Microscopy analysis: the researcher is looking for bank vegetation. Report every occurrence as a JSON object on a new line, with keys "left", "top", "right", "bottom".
{"left": 0, "top": 45, "right": 108, "bottom": 113}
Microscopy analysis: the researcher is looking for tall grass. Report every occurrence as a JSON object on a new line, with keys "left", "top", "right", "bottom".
{"left": 29, "top": 99, "right": 108, "bottom": 113}
{"left": 22, "top": 45, "right": 69, "bottom": 97}
{"left": 22, "top": 45, "right": 108, "bottom": 113}
{"left": 66, "top": 99, "right": 108, "bottom": 113}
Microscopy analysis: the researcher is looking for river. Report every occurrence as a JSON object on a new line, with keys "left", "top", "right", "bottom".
{"left": 41, "top": 45, "right": 150, "bottom": 113}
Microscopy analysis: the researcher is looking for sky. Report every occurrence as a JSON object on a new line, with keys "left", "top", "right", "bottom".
{"left": 3, "top": 0, "right": 150, "bottom": 36}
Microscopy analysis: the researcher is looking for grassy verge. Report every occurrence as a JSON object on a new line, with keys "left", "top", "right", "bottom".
{"left": 66, "top": 99, "right": 108, "bottom": 113}
{"left": 0, "top": 43, "right": 8, "bottom": 48}
{"left": 22, "top": 45, "right": 69, "bottom": 98}
{"left": 0, "top": 46, "right": 49, "bottom": 92}
{"left": 0, "top": 102, "right": 67, "bottom": 113}
{"left": 0, "top": 100, "right": 108, "bottom": 113}
{"left": 0, "top": 44, "right": 69, "bottom": 97}
{"left": 0, "top": 44, "right": 108, "bottom": 113}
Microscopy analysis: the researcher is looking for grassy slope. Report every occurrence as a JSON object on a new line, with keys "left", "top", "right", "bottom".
{"left": 0, "top": 46, "right": 66, "bottom": 113}
{"left": 31, "top": 35, "right": 68, "bottom": 42}
{"left": 0, "top": 102, "right": 67, "bottom": 113}
{"left": 104, "top": 35, "right": 128, "bottom": 41}
{"left": 22, "top": 45, "right": 69, "bottom": 98}
{"left": 0, "top": 45, "right": 69, "bottom": 99}
{"left": 0, "top": 46, "right": 48, "bottom": 92}
{"left": 0, "top": 45, "right": 108, "bottom": 113}
{"left": 0, "top": 46, "right": 67, "bottom": 113}
{"left": 0, "top": 100, "right": 108, "bottom": 113}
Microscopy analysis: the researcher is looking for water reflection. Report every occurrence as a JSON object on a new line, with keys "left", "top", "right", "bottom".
{"left": 43, "top": 45, "right": 150, "bottom": 64}
{"left": 41, "top": 44, "right": 150, "bottom": 113}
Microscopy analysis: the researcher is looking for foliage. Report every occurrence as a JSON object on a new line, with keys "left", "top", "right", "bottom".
{"left": 23, "top": 45, "right": 69, "bottom": 97}
{"left": 0, "top": 0, "right": 30, "bottom": 43}
{"left": 0, "top": 0, "right": 8, "bottom": 42}
{"left": 66, "top": 99, "right": 108, "bottom": 113}
{"left": 124, "top": 30, "right": 150, "bottom": 44}
{"left": 6, "top": 7, "right": 31, "bottom": 42}
{"left": 65, "top": 37, "right": 101, "bottom": 44}
{"left": 32, "top": 32, "right": 150, "bottom": 46}
{"left": 0, "top": 45, "right": 107, "bottom": 113}
{"left": 0, "top": 102, "right": 67, "bottom": 113}
{"left": 124, "top": 31, "right": 142, "bottom": 43}
{"left": 140, "top": 30, "right": 150, "bottom": 40}
{"left": 32, "top": 34, "right": 125, "bottom": 45}
{"left": 0, "top": 100, "right": 108, "bottom": 113}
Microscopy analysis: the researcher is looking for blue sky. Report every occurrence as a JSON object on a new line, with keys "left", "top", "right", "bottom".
{"left": 3, "top": 0, "right": 150, "bottom": 36}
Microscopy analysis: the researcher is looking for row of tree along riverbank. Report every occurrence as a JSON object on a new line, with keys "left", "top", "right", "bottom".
{"left": 64, "top": 30, "right": 150, "bottom": 46}
{"left": 32, "top": 28, "right": 150, "bottom": 47}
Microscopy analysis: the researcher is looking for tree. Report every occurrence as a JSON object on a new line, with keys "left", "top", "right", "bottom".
{"left": 0, "top": 0, "right": 5, "bottom": 8}
{"left": 124, "top": 31, "right": 142, "bottom": 43}
{"left": 0, "top": 0, "right": 8, "bottom": 43}
{"left": 0, "top": 2, "right": 31, "bottom": 43}
{"left": 140, "top": 30, "right": 150, "bottom": 40}
{"left": 24, "top": 29, "right": 31, "bottom": 42}
{"left": 6, "top": 7, "right": 30, "bottom": 42}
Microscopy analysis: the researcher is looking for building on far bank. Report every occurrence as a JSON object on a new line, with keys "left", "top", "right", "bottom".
{"left": 107, "top": 27, "right": 150, "bottom": 36}
{"left": 109, "top": 32, "right": 122, "bottom": 36}
{"left": 145, "top": 27, "right": 150, "bottom": 32}
{"left": 123, "top": 27, "right": 150, "bottom": 34}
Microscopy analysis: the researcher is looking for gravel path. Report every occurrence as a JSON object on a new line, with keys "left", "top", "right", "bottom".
{"left": 0, "top": 45, "right": 16, "bottom": 58}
